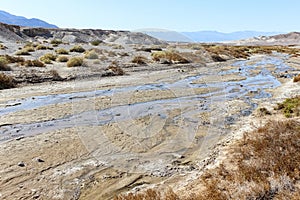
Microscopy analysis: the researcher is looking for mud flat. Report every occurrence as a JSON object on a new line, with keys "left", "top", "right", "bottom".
{"left": 0, "top": 53, "right": 298, "bottom": 199}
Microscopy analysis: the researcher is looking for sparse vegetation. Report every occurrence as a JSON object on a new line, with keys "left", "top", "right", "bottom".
{"left": 90, "top": 40, "right": 102, "bottom": 46}
{"left": 276, "top": 96, "right": 300, "bottom": 117}
{"left": 23, "top": 60, "right": 46, "bottom": 67}
{"left": 0, "top": 55, "right": 25, "bottom": 64}
{"left": 0, "top": 57, "right": 11, "bottom": 71}
{"left": 70, "top": 45, "right": 86, "bottom": 53}
{"left": 151, "top": 51, "right": 190, "bottom": 64}
{"left": 15, "top": 49, "right": 31, "bottom": 56}
{"left": 131, "top": 56, "right": 148, "bottom": 64}
{"left": 67, "top": 57, "right": 83, "bottom": 67}
{"left": 0, "top": 73, "right": 15, "bottom": 89}
{"left": 55, "top": 48, "right": 69, "bottom": 55}
{"left": 56, "top": 55, "right": 69, "bottom": 62}
{"left": 40, "top": 53, "right": 57, "bottom": 64}
{"left": 103, "top": 63, "right": 125, "bottom": 76}
{"left": 50, "top": 39, "right": 63, "bottom": 45}
{"left": 84, "top": 50, "right": 99, "bottom": 59}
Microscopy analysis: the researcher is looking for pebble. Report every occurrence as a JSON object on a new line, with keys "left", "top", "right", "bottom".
{"left": 18, "top": 162, "right": 25, "bottom": 167}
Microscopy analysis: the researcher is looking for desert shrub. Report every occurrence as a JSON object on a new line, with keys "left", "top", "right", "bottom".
{"left": 0, "top": 73, "right": 15, "bottom": 89}
{"left": 48, "top": 69, "right": 62, "bottom": 81}
{"left": 36, "top": 44, "right": 53, "bottom": 50}
{"left": 67, "top": 57, "right": 83, "bottom": 67}
{"left": 0, "top": 57, "right": 11, "bottom": 71}
{"left": 55, "top": 48, "right": 69, "bottom": 55}
{"left": 84, "top": 50, "right": 99, "bottom": 59}
{"left": 90, "top": 40, "right": 102, "bottom": 46}
{"left": 23, "top": 60, "right": 46, "bottom": 67}
{"left": 23, "top": 46, "right": 35, "bottom": 52}
{"left": 40, "top": 53, "right": 57, "bottom": 64}
{"left": 70, "top": 45, "right": 86, "bottom": 53}
{"left": 15, "top": 49, "right": 31, "bottom": 56}
{"left": 151, "top": 51, "right": 190, "bottom": 64}
{"left": 103, "top": 63, "right": 125, "bottom": 76}
{"left": 211, "top": 54, "right": 227, "bottom": 62}
{"left": 0, "top": 55, "right": 25, "bottom": 64}
{"left": 56, "top": 55, "right": 69, "bottom": 62}
{"left": 131, "top": 56, "right": 148, "bottom": 64}
{"left": 113, "top": 44, "right": 125, "bottom": 49}
{"left": 107, "top": 51, "right": 117, "bottom": 57}
{"left": 276, "top": 96, "right": 300, "bottom": 118}
{"left": 50, "top": 39, "right": 62, "bottom": 45}
{"left": 293, "top": 74, "right": 300, "bottom": 82}
{"left": 118, "top": 52, "right": 129, "bottom": 57}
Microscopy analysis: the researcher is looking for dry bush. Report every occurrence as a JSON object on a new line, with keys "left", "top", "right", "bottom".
{"left": 56, "top": 55, "right": 69, "bottom": 62}
{"left": 151, "top": 51, "right": 190, "bottom": 64}
{"left": 70, "top": 45, "right": 86, "bottom": 53}
{"left": 293, "top": 74, "right": 300, "bottom": 82}
{"left": 84, "top": 50, "right": 99, "bottom": 59}
{"left": 67, "top": 57, "right": 83, "bottom": 67}
{"left": 0, "top": 57, "right": 11, "bottom": 71}
{"left": 15, "top": 49, "right": 31, "bottom": 56}
{"left": 114, "top": 189, "right": 179, "bottom": 200}
{"left": 131, "top": 56, "right": 148, "bottom": 64}
{"left": 55, "top": 48, "right": 69, "bottom": 55}
{"left": 36, "top": 44, "right": 53, "bottom": 50}
{"left": 48, "top": 69, "right": 63, "bottom": 81}
{"left": 103, "top": 63, "right": 125, "bottom": 76}
{"left": 0, "top": 55, "right": 24, "bottom": 65}
{"left": 40, "top": 53, "right": 57, "bottom": 64}
{"left": 23, "top": 60, "right": 46, "bottom": 67}
{"left": 0, "top": 73, "right": 15, "bottom": 89}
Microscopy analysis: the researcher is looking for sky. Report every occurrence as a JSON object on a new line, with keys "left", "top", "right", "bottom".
{"left": 0, "top": 0, "right": 299, "bottom": 32}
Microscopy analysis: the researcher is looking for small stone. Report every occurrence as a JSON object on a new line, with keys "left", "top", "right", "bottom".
{"left": 18, "top": 162, "right": 25, "bottom": 167}
{"left": 36, "top": 158, "right": 45, "bottom": 163}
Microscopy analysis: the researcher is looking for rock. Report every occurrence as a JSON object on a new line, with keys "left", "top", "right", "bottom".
{"left": 18, "top": 161, "right": 25, "bottom": 167}
{"left": 36, "top": 158, "right": 45, "bottom": 163}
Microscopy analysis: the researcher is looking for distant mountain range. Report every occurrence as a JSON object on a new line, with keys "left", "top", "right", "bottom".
{"left": 138, "top": 29, "right": 284, "bottom": 43}
{"left": 0, "top": 10, "right": 58, "bottom": 28}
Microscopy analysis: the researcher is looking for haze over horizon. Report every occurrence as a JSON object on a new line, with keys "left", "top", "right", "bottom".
{"left": 0, "top": 0, "right": 299, "bottom": 33}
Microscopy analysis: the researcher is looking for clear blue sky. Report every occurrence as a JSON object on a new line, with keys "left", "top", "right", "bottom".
{"left": 0, "top": 0, "right": 299, "bottom": 32}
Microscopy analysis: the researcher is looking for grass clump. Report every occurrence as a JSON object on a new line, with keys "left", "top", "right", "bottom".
{"left": 0, "top": 57, "right": 11, "bottom": 71}
{"left": 55, "top": 48, "right": 69, "bottom": 55}
{"left": 70, "top": 45, "right": 86, "bottom": 53}
{"left": 23, "top": 60, "right": 46, "bottom": 67}
{"left": 151, "top": 51, "right": 189, "bottom": 64}
{"left": 276, "top": 96, "right": 300, "bottom": 118}
{"left": 36, "top": 44, "right": 53, "bottom": 50}
{"left": 131, "top": 56, "right": 148, "bottom": 65}
{"left": 90, "top": 40, "right": 102, "bottom": 46}
{"left": 67, "top": 57, "right": 83, "bottom": 67}
{"left": 293, "top": 74, "right": 300, "bottom": 82}
{"left": 56, "top": 55, "right": 69, "bottom": 62}
{"left": 103, "top": 63, "right": 125, "bottom": 76}
{"left": 50, "top": 39, "right": 63, "bottom": 45}
{"left": 0, "top": 73, "right": 15, "bottom": 89}
{"left": 40, "top": 53, "right": 57, "bottom": 64}
{"left": 84, "top": 50, "right": 99, "bottom": 59}
{"left": 15, "top": 49, "right": 31, "bottom": 56}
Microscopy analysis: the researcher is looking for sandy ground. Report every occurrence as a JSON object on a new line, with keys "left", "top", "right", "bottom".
{"left": 0, "top": 54, "right": 299, "bottom": 199}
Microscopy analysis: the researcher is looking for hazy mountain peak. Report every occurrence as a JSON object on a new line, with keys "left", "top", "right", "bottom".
{"left": 0, "top": 10, "right": 58, "bottom": 28}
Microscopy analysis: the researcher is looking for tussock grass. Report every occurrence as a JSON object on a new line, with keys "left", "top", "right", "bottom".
{"left": 70, "top": 45, "right": 86, "bottom": 53}
{"left": 50, "top": 39, "right": 63, "bottom": 45}
{"left": 15, "top": 49, "right": 31, "bottom": 56}
{"left": 56, "top": 55, "right": 69, "bottom": 62}
{"left": 103, "top": 63, "right": 125, "bottom": 76}
{"left": 23, "top": 60, "right": 45, "bottom": 67}
{"left": 40, "top": 53, "right": 57, "bottom": 64}
{"left": 151, "top": 51, "right": 189, "bottom": 64}
{"left": 0, "top": 73, "right": 15, "bottom": 89}
{"left": 114, "top": 189, "right": 178, "bottom": 200}
{"left": 90, "top": 40, "right": 102, "bottom": 46}
{"left": 131, "top": 56, "right": 148, "bottom": 65}
{"left": 55, "top": 48, "right": 69, "bottom": 55}
{"left": 67, "top": 57, "right": 83, "bottom": 67}
{"left": 84, "top": 50, "right": 99, "bottom": 59}
{"left": 0, "top": 57, "right": 11, "bottom": 71}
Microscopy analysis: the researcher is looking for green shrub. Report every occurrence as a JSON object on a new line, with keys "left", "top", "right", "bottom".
{"left": 56, "top": 55, "right": 69, "bottom": 62}
{"left": 55, "top": 48, "right": 69, "bottom": 55}
{"left": 67, "top": 57, "right": 83, "bottom": 67}
{"left": 0, "top": 73, "right": 15, "bottom": 89}
{"left": 84, "top": 50, "right": 99, "bottom": 59}
{"left": 276, "top": 96, "right": 300, "bottom": 118}
{"left": 70, "top": 45, "right": 86, "bottom": 53}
